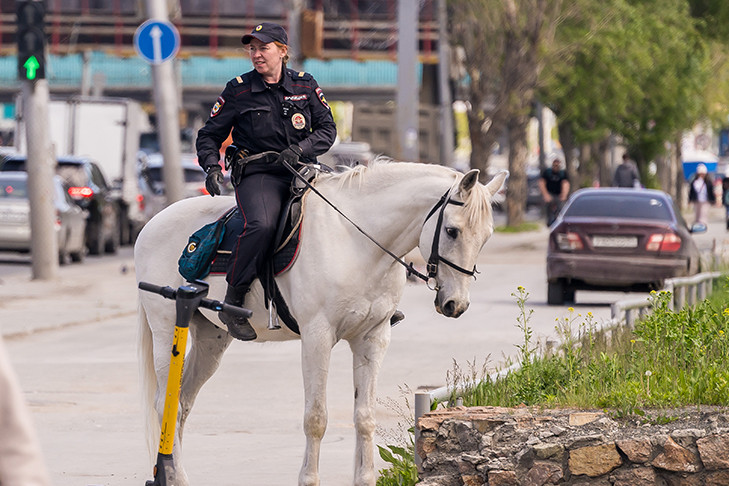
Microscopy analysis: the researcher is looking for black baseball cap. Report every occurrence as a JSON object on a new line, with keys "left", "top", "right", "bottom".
{"left": 241, "top": 23, "right": 288, "bottom": 45}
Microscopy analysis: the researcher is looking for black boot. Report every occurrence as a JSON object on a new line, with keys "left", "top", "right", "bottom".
{"left": 219, "top": 285, "right": 257, "bottom": 341}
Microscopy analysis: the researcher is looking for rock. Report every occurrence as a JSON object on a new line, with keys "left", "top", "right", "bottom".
{"left": 487, "top": 469, "right": 518, "bottom": 486}
{"left": 525, "top": 461, "right": 563, "bottom": 485}
{"left": 697, "top": 434, "right": 729, "bottom": 470}
{"left": 616, "top": 437, "right": 654, "bottom": 463}
{"left": 569, "top": 443, "right": 622, "bottom": 477}
{"left": 651, "top": 436, "right": 701, "bottom": 473}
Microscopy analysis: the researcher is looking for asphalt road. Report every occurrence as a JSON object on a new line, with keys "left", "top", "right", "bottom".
{"left": 2, "top": 205, "right": 727, "bottom": 485}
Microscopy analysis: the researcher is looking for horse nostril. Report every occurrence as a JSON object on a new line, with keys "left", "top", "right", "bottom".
{"left": 443, "top": 300, "right": 456, "bottom": 316}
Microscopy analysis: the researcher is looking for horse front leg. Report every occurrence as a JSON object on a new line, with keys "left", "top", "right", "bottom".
{"left": 349, "top": 323, "right": 391, "bottom": 486}
{"left": 298, "top": 327, "right": 336, "bottom": 486}
{"left": 179, "top": 314, "right": 233, "bottom": 435}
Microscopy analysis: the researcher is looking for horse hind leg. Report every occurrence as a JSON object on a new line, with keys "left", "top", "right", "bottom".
{"left": 348, "top": 324, "right": 391, "bottom": 486}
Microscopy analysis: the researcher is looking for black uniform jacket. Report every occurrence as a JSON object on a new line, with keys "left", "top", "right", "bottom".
{"left": 196, "top": 67, "right": 337, "bottom": 171}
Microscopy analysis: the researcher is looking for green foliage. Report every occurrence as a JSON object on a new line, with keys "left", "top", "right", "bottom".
{"left": 376, "top": 442, "right": 418, "bottom": 486}
{"left": 454, "top": 284, "right": 729, "bottom": 416}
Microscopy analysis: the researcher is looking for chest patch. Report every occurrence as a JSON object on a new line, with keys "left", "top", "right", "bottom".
{"left": 210, "top": 96, "right": 225, "bottom": 117}
{"left": 284, "top": 94, "right": 308, "bottom": 102}
{"left": 291, "top": 113, "right": 306, "bottom": 130}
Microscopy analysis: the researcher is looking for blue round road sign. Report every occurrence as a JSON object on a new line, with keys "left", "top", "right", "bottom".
{"left": 134, "top": 20, "right": 180, "bottom": 64}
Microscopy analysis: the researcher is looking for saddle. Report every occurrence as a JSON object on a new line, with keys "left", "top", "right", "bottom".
{"left": 206, "top": 193, "right": 306, "bottom": 335}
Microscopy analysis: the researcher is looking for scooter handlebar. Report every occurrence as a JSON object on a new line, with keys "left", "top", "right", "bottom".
{"left": 138, "top": 282, "right": 253, "bottom": 318}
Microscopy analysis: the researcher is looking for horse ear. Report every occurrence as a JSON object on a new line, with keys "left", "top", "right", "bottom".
{"left": 459, "top": 169, "right": 480, "bottom": 196}
{"left": 485, "top": 170, "right": 508, "bottom": 198}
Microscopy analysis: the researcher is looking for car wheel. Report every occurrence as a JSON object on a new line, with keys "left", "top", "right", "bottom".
{"left": 87, "top": 220, "right": 104, "bottom": 255}
{"left": 564, "top": 286, "right": 576, "bottom": 303}
{"left": 70, "top": 248, "right": 85, "bottom": 263}
{"left": 105, "top": 225, "right": 120, "bottom": 254}
{"left": 58, "top": 249, "right": 69, "bottom": 266}
{"left": 547, "top": 281, "right": 566, "bottom": 306}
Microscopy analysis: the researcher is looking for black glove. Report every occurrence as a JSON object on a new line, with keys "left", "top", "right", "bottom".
{"left": 276, "top": 144, "right": 303, "bottom": 166}
{"left": 205, "top": 165, "right": 223, "bottom": 197}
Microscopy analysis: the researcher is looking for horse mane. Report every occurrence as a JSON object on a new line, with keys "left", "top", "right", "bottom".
{"left": 315, "top": 158, "right": 493, "bottom": 227}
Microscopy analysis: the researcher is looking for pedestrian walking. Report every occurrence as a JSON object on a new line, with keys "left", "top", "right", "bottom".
{"left": 722, "top": 175, "right": 729, "bottom": 230}
{"left": 538, "top": 158, "right": 570, "bottom": 225}
{"left": 195, "top": 22, "right": 337, "bottom": 341}
{"left": 688, "top": 163, "right": 716, "bottom": 226}
{"left": 612, "top": 153, "right": 641, "bottom": 188}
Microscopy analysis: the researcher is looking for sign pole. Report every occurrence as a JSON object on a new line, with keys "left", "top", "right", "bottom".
{"left": 139, "top": 1, "right": 184, "bottom": 206}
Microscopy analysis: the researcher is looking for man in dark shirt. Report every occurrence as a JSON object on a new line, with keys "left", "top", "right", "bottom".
{"left": 538, "top": 158, "right": 570, "bottom": 225}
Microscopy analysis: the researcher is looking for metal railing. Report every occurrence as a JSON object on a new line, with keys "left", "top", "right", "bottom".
{"left": 413, "top": 270, "right": 726, "bottom": 467}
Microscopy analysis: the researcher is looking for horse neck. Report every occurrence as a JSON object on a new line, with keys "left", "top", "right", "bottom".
{"left": 318, "top": 163, "right": 457, "bottom": 257}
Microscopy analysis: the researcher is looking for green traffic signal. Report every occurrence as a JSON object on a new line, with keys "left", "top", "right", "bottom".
{"left": 23, "top": 55, "right": 40, "bottom": 80}
{"left": 16, "top": 0, "right": 46, "bottom": 81}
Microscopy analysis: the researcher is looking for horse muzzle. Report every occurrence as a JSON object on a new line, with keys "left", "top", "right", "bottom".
{"left": 434, "top": 292, "right": 469, "bottom": 318}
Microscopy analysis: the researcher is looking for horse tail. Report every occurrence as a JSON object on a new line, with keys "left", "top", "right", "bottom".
{"left": 137, "top": 298, "right": 161, "bottom": 463}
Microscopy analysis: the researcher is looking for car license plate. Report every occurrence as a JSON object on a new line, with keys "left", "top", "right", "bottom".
{"left": 592, "top": 235, "right": 638, "bottom": 248}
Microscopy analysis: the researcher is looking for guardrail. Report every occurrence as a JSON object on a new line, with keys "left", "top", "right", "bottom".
{"left": 413, "top": 270, "right": 726, "bottom": 467}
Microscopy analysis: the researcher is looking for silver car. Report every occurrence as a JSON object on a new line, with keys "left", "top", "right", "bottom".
{"left": 0, "top": 171, "right": 87, "bottom": 264}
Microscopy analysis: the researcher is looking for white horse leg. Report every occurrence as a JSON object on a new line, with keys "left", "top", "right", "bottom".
{"left": 349, "top": 323, "right": 391, "bottom": 486}
{"left": 179, "top": 314, "right": 233, "bottom": 435}
{"left": 298, "top": 327, "right": 336, "bottom": 486}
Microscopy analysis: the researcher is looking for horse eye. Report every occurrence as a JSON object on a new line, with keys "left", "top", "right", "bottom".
{"left": 446, "top": 227, "right": 459, "bottom": 239}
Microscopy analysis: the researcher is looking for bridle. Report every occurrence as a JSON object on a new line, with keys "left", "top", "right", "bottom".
{"left": 421, "top": 189, "right": 478, "bottom": 288}
{"left": 282, "top": 160, "right": 479, "bottom": 291}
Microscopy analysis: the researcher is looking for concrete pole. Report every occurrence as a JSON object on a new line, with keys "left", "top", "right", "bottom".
{"left": 287, "top": 0, "right": 304, "bottom": 71}
{"left": 144, "top": 0, "right": 184, "bottom": 205}
{"left": 23, "top": 79, "right": 59, "bottom": 280}
{"left": 397, "top": 0, "right": 419, "bottom": 161}
{"left": 436, "top": 0, "right": 454, "bottom": 167}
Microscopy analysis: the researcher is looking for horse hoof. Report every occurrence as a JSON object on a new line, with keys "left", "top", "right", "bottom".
{"left": 219, "top": 312, "right": 258, "bottom": 341}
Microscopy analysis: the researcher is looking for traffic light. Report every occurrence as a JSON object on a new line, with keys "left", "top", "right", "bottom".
{"left": 16, "top": 0, "right": 46, "bottom": 81}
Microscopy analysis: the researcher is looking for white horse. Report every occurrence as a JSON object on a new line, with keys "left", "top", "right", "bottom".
{"left": 135, "top": 160, "right": 507, "bottom": 486}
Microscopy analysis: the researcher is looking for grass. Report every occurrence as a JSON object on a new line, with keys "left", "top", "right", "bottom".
{"left": 495, "top": 221, "right": 542, "bottom": 233}
{"left": 376, "top": 279, "right": 729, "bottom": 484}
{"left": 451, "top": 282, "right": 729, "bottom": 415}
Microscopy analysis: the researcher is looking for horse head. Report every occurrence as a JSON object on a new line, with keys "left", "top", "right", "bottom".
{"left": 419, "top": 169, "right": 507, "bottom": 317}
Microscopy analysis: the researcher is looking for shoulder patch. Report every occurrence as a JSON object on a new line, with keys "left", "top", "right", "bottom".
{"left": 210, "top": 96, "right": 225, "bottom": 118}
{"left": 235, "top": 76, "right": 243, "bottom": 84}
{"left": 315, "top": 87, "right": 330, "bottom": 110}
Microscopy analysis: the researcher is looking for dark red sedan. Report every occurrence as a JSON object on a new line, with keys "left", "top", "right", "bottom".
{"left": 546, "top": 188, "right": 705, "bottom": 305}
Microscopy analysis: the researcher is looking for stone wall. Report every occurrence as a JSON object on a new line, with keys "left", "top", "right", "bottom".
{"left": 416, "top": 406, "right": 729, "bottom": 486}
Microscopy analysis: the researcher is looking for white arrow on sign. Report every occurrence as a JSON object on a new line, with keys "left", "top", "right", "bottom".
{"left": 150, "top": 25, "right": 163, "bottom": 63}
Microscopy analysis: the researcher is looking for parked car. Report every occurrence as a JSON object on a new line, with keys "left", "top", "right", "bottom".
{"left": 318, "top": 140, "right": 374, "bottom": 169}
{"left": 137, "top": 152, "right": 208, "bottom": 220}
{"left": 1, "top": 154, "right": 122, "bottom": 255}
{"left": 546, "top": 188, "right": 704, "bottom": 305}
{"left": 0, "top": 171, "right": 87, "bottom": 263}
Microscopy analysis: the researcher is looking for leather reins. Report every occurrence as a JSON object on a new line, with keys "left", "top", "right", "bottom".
{"left": 281, "top": 160, "right": 478, "bottom": 290}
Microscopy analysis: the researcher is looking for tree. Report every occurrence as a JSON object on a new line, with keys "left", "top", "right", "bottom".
{"left": 539, "top": 0, "right": 709, "bottom": 198}
{"left": 449, "top": 0, "right": 563, "bottom": 227}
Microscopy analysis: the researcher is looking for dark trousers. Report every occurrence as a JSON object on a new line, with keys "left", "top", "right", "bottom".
{"left": 227, "top": 170, "right": 292, "bottom": 289}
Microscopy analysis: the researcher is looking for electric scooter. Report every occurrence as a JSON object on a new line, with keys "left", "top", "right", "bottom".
{"left": 138, "top": 280, "right": 252, "bottom": 486}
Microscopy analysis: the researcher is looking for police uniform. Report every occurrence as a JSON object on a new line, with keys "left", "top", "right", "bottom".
{"left": 195, "top": 43, "right": 337, "bottom": 293}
